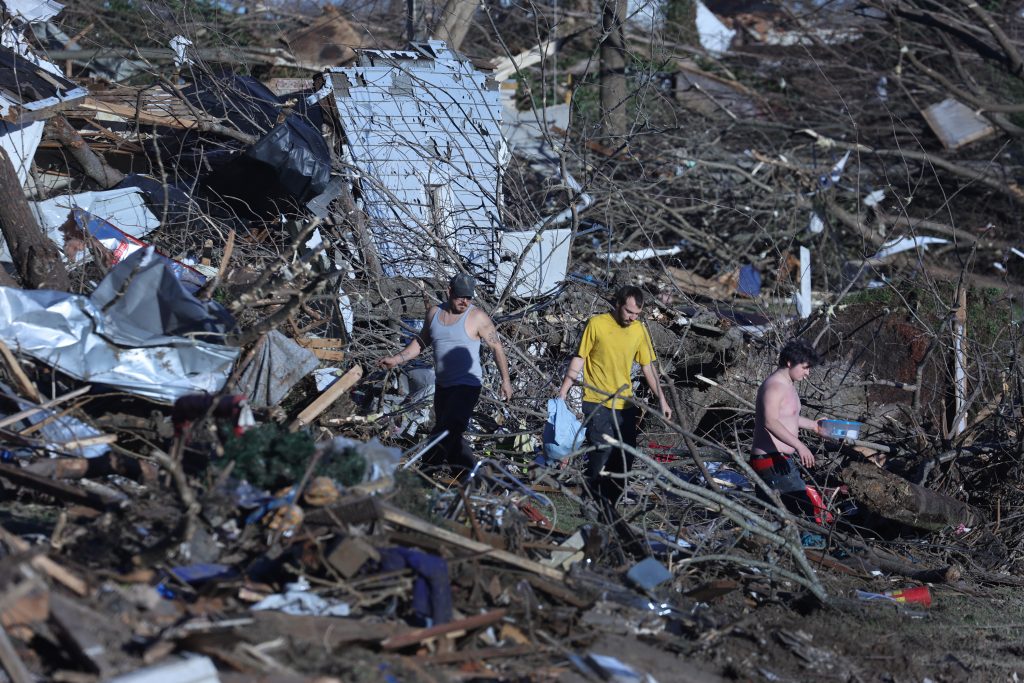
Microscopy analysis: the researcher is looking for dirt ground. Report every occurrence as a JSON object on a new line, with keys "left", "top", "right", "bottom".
{"left": 580, "top": 573, "right": 1024, "bottom": 683}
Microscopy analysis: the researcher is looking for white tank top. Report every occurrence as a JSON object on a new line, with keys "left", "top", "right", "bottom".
{"left": 430, "top": 304, "right": 482, "bottom": 388}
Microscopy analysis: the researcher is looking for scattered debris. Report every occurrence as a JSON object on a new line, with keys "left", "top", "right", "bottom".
{"left": 0, "top": 0, "right": 1020, "bottom": 680}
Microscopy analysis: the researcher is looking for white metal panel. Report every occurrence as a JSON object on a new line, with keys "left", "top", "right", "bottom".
{"left": 330, "top": 41, "right": 504, "bottom": 278}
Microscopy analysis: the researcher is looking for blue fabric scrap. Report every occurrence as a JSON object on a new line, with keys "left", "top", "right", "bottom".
{"left": 379, "top": 547, "right": 453, "bottom": 626}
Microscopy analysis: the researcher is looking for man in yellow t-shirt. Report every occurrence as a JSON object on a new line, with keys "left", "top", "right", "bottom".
{"left": 557, "top": 286, "right": 672, "bottom": 525}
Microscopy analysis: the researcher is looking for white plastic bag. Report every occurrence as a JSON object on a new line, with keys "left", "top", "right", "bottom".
{"left": 542, "top": 398, "right": 587, "bottom": 462}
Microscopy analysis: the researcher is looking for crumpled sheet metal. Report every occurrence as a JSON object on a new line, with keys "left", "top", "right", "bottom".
{"left": 0, "top": 248, "right": 238, "bottom": 402}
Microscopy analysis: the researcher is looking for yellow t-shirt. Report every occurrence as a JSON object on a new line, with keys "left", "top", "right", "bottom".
{"left": 577, "top": 313, "right": 656, "bottom": 408}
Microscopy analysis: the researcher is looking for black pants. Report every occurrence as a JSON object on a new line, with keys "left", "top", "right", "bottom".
{"left": 426, "top": 384, "right": 482, "bottom": 470}
{"left": 752, "top": 452, "right": 816, "bottom": 518}
{"left": 582, "top": 402, "right": 638, "bottom": 515}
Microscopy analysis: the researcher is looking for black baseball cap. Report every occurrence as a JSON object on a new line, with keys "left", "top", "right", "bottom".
{"left": 449, "top": 273, "right": 476, "bottom": 298}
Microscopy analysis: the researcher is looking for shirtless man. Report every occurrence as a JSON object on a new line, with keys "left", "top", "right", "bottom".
{"left": 751, "top": 339, "right": 822, "bottom": 516}
{"left": 380, "top": 273, "right": 512, "bottom": 470}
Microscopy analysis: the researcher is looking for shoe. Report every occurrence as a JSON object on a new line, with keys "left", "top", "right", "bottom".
{"left": 800, "top": 532, "right": 826, "bottom": 549}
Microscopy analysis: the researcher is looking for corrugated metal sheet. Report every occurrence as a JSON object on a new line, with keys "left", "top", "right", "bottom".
{"left": 329, "top": 40, "right": 504, "bottom": 278}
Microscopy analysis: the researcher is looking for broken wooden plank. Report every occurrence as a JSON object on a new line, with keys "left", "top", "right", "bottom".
{"left": 0, "top": 386, "right": 91, "bottom": 431}
{"left": 416, "top": 643, "right": 541, "bottom": 666}
{"left": 294, "top": 337, "right": 346, "bottom": 361}
{"left": 380, "top": 608, "right": 507, "bottom": 650}
{"left": 0, "top": 572, "right": 49, "bottom": 636}
{"left": 288, "top": 365, "right": 362, "bottom": 431}
{"left": 0, "top": 527, "right": 88, "bottom": 597}
{"left": 0, "top": 341, "right": 42, "bottom": 403}
{"left": 0, "top": 623, "right": 32, "bottom": 683}
{"left": 378, "top": 503, "right": 566, "bottom": 582}
{"left": 49, "top": 593, "right": 123, "bottom": 676}
{"left": 0, "top": 462, "right": 117, "bottom": 510}
{"left": 304, "top": 494, "right": 382, "bottom": 527}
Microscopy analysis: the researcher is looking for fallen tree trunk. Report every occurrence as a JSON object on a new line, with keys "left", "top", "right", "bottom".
{"left": 842, "top": 460, "right": 982, "bottom": 531}
{"left": 0, "top": 147, "right": 68, "bottom": 291}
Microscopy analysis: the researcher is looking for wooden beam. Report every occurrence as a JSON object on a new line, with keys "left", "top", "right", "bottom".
{"left": 0, "top": 527, "right": 88, "bottom": 597}
{"left": 381, "top": 608, "right": 507, "bottom": 650}
{"left": 288, "top": 365, "right": 362, "bottom": 431}
{"left": 378, "top": 503, "right": 566, "bottom": 582}
{"left": 0, "top": 463, "right": 116, "bottom": 510}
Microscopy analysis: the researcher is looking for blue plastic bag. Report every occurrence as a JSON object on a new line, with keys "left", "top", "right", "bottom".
{"left": 541, "top": 398, "right": 587, "bottom": 463}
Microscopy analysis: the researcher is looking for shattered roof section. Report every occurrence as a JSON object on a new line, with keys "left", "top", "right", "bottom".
{"left": 2, "top": 0, "right": 62, "bottom": 23}
{"left": 0, "top": 0, "right": 86, "bottom": 122}
{"left": 0, "top": 47, "right": 87, "bottom": 121}
{"left": 328, "top": 39, "right": 504, "bottom": 277}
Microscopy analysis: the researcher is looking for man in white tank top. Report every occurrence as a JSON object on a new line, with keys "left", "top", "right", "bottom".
{"left": 379, "top": 274, "right": 512, "bottom": 470}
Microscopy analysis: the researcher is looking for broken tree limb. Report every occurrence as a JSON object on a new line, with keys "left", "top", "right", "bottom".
{"left": 377, "top": 503, "right": 566, "bottom": 582}
{"left": 823, "top": 530, "right": 963, "bottom": 584}
{"left": 0, "top": 147, "right": 69, "bottom": 291}
{"left": 616, "top": 437, "right": 827, "bottom": 602}
{"left": 43, "top": 115, "right": 125, "bottom": 188}
{"left": 842, "top": 460, "right": 982, "bottom": 531}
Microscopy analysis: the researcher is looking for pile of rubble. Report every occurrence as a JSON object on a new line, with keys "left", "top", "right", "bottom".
{"left": 0, "top": 0, "right": 1024, "bottom": 680}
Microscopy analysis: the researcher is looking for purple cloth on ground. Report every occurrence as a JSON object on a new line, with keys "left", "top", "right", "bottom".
{"left": 379, "top": 547, "right": 453, "bottom": 625}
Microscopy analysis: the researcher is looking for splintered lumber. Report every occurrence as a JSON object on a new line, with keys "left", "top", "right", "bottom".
{"left": 49, "top": 593, "right": 122, "bottom": 676}
{"left": 0, "top": 463, "right": 115, "bottom": 510}
{"left": 0, "top": 386, "right": 91, "bottom": 431}
{"left": 380, "top": 608, "right": 508, "bottom": 650}
{"left": 0, "top": 341, "right": 41, "bottom": 403}
{"left": 288, "top": 365, "right": 362, "bottom": 431}
{"left": 0, "top": 573, "right": 49, "bottom": 633}
{"left": 0, "top": 624, "right": 31, "bottom": 683}
{"left": 378, "top": 503, "right": 566, "bottom": 582}
{"left": 842, "top": 461, "right": 981, "bottom": 531}
{"left": 0, "top": 527, "right": 88, "bottom": 597}
{"left": 295, "top": 337, "right": 346, "bottom": 361}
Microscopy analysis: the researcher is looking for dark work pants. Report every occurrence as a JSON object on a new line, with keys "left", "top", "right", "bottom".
{"left": 426, "top": 384, "right": 482, "bottom": 470}
{"left": 582, "top": 402, "right": 638, "bottom": 524}
{"left": 752, "top": 453, "right": 816, "bottom": 518}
